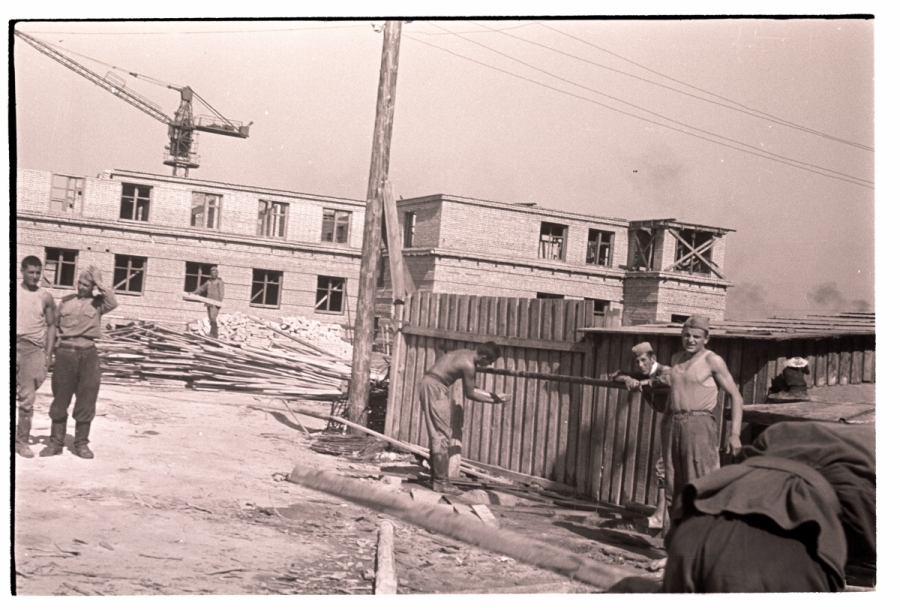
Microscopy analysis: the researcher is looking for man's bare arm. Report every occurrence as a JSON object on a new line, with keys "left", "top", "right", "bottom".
{"left": 42, "top": 292, "right": 56, "bottom": 363}
{"left": 710, "top": 354, "right": 743, "bottom": 454}
{"left": 461, "top": 360, "right": 508, "bottom": 403}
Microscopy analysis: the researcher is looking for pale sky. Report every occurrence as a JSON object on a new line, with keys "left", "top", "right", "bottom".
{"left": 12, "top": 16, "right": 875, "bottom": 320}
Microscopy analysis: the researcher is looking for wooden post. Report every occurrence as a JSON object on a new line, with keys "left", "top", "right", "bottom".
{"left": 374, "top": 520, "right": 397, "bottom": 594}
{"left": 348, "top": 21, "right": 403, "bottom": 428}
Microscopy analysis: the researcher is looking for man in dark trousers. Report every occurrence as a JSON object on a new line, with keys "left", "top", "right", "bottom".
{"left": 663, "top": 421, "right": 875, "bottom": 592}
{"left": 43, "top": 265, "right": 118, "bottom": 459}
{"left": 612, "top": 342, "right": 671, "bottom": 529}
{"left": 419, "top": 342, "right": 510, "bottom": 495}
{"left": 16, "top": 255, "right": 56, "bottom": 458}
{"left": 193, "top": 265, "right": 224, "bottom": 338}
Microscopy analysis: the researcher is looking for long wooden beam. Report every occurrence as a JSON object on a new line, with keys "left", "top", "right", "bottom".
{"left": 287, "top": 466, "right": 644, "bottom": 589}
{"left": 401, "top": 324, "right": 590, "bottom": 353}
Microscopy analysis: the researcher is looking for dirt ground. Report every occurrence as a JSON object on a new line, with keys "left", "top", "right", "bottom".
{"left": 11, "top": 382, "right": 663, "bottom": 596}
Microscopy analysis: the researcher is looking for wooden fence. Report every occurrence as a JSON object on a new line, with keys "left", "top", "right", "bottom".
{"left": 384, "top": 293, "right": 875, "bottom": 507}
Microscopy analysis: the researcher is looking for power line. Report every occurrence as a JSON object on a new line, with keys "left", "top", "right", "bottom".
{"left": 406, "top": 30, "right": 873, "bottom": 189}
{"left": 424, "top": 23, "right": 873, "bottom": 186}
{"left": 535, "top": 21, "right": 874, "bottom": 153}
{"left": 19, "top": 23, "right": 372, "bottom": 36}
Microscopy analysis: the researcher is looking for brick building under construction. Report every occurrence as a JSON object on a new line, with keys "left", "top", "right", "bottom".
{"left": 16, "top": 167, "right": 734, "bottom": 326}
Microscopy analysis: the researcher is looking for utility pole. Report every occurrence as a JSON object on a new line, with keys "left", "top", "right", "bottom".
{"left": 347, "top": 21, "right": 403, "bottom": 428}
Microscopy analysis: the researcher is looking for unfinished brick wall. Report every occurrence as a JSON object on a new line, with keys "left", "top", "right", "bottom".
{"left": 623, "top": 274, "right": 728, "bottom": 324}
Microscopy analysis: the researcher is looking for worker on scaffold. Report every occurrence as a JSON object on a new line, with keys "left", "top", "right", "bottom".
{"left": 193, "top": 265, "right": 225, "bottom": 339}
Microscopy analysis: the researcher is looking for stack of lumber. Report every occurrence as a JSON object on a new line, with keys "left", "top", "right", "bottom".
{"left": 188, "top": 313, "right": 352, "bottom": 359}
{"left": 97, "top": 321, "right": 352, "bottom": 398}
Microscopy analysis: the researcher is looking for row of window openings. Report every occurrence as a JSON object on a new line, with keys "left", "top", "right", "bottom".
{"left": 538, "top": 222, "right": 615, "bottom": 266}
{"left": 534, "top": 296, "right": 695, "bottom": 324}
{"left": 41, "top": 249, "right": 345, "bottom": 313}
{"left": 50, "top": 177, "right": 352, "bottom": 244}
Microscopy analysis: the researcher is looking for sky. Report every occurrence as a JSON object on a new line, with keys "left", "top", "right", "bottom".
{"left": 12, "top": 16, "right": 876, "bottom": 321}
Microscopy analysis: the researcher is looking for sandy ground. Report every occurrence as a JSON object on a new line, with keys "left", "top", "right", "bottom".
{"left": 12, "top": 382, "right": 662, "bottom": 596}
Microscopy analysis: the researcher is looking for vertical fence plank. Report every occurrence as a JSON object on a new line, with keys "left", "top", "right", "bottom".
{"left": 572, "top": 303, "right": 594, "bottom": 489}
{"left": 412, "top": 295, "right": 439, "bottom": 448}
{"left": 500, "top": 299, "right": 520, "bottom": 470}
{"left": 803, "top": 338, "right": 817, "bottom": 389}
{"left": 520, "top": 300, "right": 542, "bottom": 475}
{"left": 814, "top": 339, "right": 828, "bottom": 387}
{"left": 586, "top": 336, "right": 609, "bottom": 500}
{"left": 862, "top": 335, "right": 875, "bottom": 383}
{"left": 466, "top": 297, "right": 486, "bottom": 460}
{"left": 609, "top": 335, "right": 633, "bottom": 505}
{"left": 454, "top": 295, "right": 472, "bottom": 455}
{"left": 599, "top": 334, "right": 624, "bottom": 503}
{"left": 397, "top": 293, "right": 423, "bottom": 443}
{"left": 850, "top": 335, "right": 864, "bottom": 384}
{"left": 827, "top": 338, "right": 840, "bottom": 386}
{"left": 490, "top": 297, "right": 510, "bottom": 466}
{"left": 839, "top": 336, "right": 852, "bottom": 385}
{"left": 530, "top": 300, "right": 553, "bottom": 477}
{"left": 477, "top": 297, "right": 499, "bottom": 463}
{"left": 554, "top": 300, "right": 578, "bottom": 483}
{"left": 754, "top": 340, "right": 771, "bottom": 402}
{"left": 510, "top": 299, "right": 529, "bottom": 474}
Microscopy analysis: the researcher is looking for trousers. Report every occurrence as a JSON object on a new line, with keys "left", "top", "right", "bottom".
{"left": 663, "top": 410, "right": 720, "bottom": 505}
{"left": 208, "top": 305, "right": 221, "bottom": 338}
{"left": 50, "top": 345, "right": 101, "bottom": 423}
{"left": 16, "top": 341, "right": 47, "bottom": 415}
{"left": 419, "top": 374, "right": 454, "bottom": 483}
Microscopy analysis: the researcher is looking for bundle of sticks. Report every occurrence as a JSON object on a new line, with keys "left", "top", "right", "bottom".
{"left": 96, "top": 321, "right": 353, "bottom": 399}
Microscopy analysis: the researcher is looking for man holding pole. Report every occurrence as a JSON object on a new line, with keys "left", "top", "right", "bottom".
{"left": 612, "top": 342, "right": 671, "bottom": 529}
{"left": 419, "top": 342, "right": 510, "bottom": 495}
{"left": 193, "top": 265, "right": 224, "bottom": 338}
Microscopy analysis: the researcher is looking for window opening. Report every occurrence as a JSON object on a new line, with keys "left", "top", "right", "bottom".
{"left": 250, "top": 269, "right": 283, "bottom": 307}
{"left": 191, "top": 192, "right": 222, "bottom": 229}
{"left": 44, "top": 248, "right": 78, "bottom": 287}
{"left": 538, "top": 222, "right": 567, "bottom": 260}
{"left": 50, "top": 175, "right": 84, "bottom": 213}
{"left": 316, "top": 276, "right": 345, "bottom": 313}
{"left": 403, "top": 212, "right": 416, "bottom": 248}
{"left": 586, "top": 229, "right": 614, "bottom": 266}
{"left": 120, "top": 184, "right": 151, "bottom": 221}
{"left": 184, "top": 262, "right": 215, "bottom": 293}
{"left": 321, "top": 209, "right": 351, "bottom": 243}
{"left": 257, "top": 200, "right": 289, "bottom": 238}
{"left": 113, "top": 255, "right": 147, "bottom": 294}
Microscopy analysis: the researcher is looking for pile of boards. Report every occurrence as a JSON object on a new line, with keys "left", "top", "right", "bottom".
{"left": 97, "top": 321, "right": 352, "bottom": 398}
{"left": 188, "top": 312, "right": 353, "bottom": 360}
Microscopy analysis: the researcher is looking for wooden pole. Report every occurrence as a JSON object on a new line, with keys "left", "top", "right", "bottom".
{"left": 374, "top": 520, "right": 397, "bottom": 594}
{"left": 348, "top": 20, "right": 403, "bottom": 429}
{"left": 288, "top": 466, "right": 644, "bottom": 589}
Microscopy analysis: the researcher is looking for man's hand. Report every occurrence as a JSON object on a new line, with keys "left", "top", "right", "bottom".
{"left": 492, "top": 392, "right": 511, "bottom": 404}
{"left": 724, "top": 434, "right": 742, "bottom": 456}
{"left": 623, "top": 377, "right": 641, "bottom": 391}
{"left": 89, "top": 265, "right": 104, "bottom": 285}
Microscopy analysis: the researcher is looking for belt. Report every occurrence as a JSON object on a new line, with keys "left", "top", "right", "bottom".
{"left": 58, "top": 341, "right": 97, "bottom": 351}
{"left": 424, "top": 371, "right": 451, "bottom": 387}
{"left": 670, "top": 409, "right": 714, "bottom": 417}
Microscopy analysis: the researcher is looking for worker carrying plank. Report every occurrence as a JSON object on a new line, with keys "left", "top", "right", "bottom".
{"left": 611, "top": 342, "right": 671, "bottom": 530}
{"left": 192, "top": 265, "right": 225, "bottom": 338}
{"left": 420, "top": 342, "right": 510, "bottom": 495}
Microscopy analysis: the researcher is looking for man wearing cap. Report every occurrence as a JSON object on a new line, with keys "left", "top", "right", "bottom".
{"left": 42, "top": 264, "right": 118, "bottom": 458}
{"left": 16, "top": 255, "right": 57, "bottom": 459}
{"left": 664, "top": 315, "right": 744, "bottom": 506}
{"left": 612, "top": 342, "right": 671, "bottom": 529}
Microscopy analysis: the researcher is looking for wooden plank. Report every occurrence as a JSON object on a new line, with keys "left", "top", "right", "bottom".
{"left": 850, "top": 335, "right": 864, "bottom": 385}
{"left": 498, "top": 298, "right": 517, "bottom": 470}
{"left": 862, "top": 334, "right": 875, "bottom": 383}
{"left": 552, "top": 300, "right": 577, "bottom": 483}
{"left": 381, "top": 182, "right": 416, "bottom": 300}
{"left": 385, "top": 328, "right": 407, "bottom": 439}
{"left": 397, "top": 293, "right": 422, "bottom": 443}
{"left": 455, "top": 295, "right": 472, "bottom": 460}
{"left": 460, "top": 296, "right": 482, "bottom": 457}
{"left": 508, "top": 299, "right": 527, "bottom": 472}
{"left": 743, "top": 402, "right": 876, "bottom": 426}
{"left": 400, "top": 324, "right": 590, "bottom": 353}
{"left": 585, "top": 337, "right": 607, "bottom": 500}
{"left": 467, "top": 297, "right": 487, "bottom": 462}
{"left": 541, "top": 299, "right": 566, "bottom": 479}
{"left": 489, "top": 298, "right": 509, "bottom": 466}
{"left": 803, "top": 338, "right": 817, "bottom": 390}
{"left": 411, "top": 295, "right": 438, "bottom": 448}
{"left": 814, "top": 339, "right": 828, "bottom": 387}
{"left": 520, "top": 300, "right": 542, "bottom": 475}
{"left": 839, "top": 335, "right": 853, "bottom": 385}
{"left": 753, "top": 341, "right": 770, "bottom": 404}
{"left": 569, "top": 302, "right": 593, "bottom": 487}
{"left": 609, "top": 335, "right": 633, "bottom": 505}
{"left": 531, "top": 300, "right": 557, "bottom": 477}
{"left": 598, "top": 334, "right": 623, "bottom": 502}
{"left": 827, "top": 338, "right": 840, "bottom": 386}
{"left": 478, "top": 297, "right": 500, "bottom": 464}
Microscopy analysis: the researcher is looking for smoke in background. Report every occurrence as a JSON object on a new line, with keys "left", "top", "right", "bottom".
{"left": 726, "top": 281, "right": 872, "bottom": 320}
{"left": 806, "top": 281, "right": 871, "bottom": 313}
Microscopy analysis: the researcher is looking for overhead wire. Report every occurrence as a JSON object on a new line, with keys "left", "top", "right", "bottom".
{"left": 535, "top": 21, "right": 873, "bottom": 153}
{"left": 20, "top": 22, "right": 374, "bottom": 36}
{"left": 425, "top": 22, "right": 872, "bottom": 187}
{"left": 405, "top": 27, "right": 872, "bottom": 190}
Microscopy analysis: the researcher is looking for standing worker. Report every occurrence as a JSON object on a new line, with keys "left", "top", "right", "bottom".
{"left": 612, "top": 342, "right": 671, "bottom": 529}
{"left": 419, "top": 342, "right": 510, "bottom": 495}
{"left": 43, "top": 265, "right": 118, "bottom": 459}
{"left": 15, "top": 255, "right": 57, "bottom": 459}
{"left": 664, "top": 315, "right": 744, "bottom": 505}
{"left": 193, "top": 265, "right": 224, "bottom": 338}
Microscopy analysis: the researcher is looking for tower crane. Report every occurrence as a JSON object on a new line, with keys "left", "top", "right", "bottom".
{"left": 14, "top": 29, "right": 251, "bottom": 177}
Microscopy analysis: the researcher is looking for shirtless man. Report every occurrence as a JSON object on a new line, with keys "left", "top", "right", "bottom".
{"left": 16, "top": 256, "right": 56, "bottom": 458}
{"left": 419, "top": 342, "right": 510, "bottom": 495}
{"left": 664, "top": 315, "right": 743, "bottom": 506}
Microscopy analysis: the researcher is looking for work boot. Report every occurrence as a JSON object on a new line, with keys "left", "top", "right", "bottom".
{"left": 15, "top": 412, "right": 35, "bottom": 459}
{"left": 39, "top": 419, "right": 66, "bottom": 457}
{"left": 430, "top": 452, "right": 463, "bottom": 496}
{"left": 73, "top": 422, "right": 94, "bottom": 460}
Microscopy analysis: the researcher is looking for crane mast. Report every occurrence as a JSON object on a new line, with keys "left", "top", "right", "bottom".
{"left": 14, "top": 29, "right": 250, "bottom": 177}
